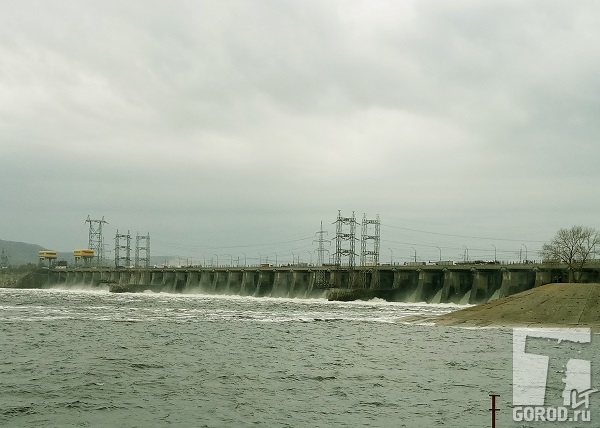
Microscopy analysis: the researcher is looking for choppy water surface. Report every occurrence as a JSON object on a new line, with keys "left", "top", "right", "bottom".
{"left": 0, "top": 287, "right": 595, "bottom": 427}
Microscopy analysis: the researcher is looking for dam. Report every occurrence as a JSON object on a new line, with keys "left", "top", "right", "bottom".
{"left": 18, "top": 263, "right": 600, "bottom": 304}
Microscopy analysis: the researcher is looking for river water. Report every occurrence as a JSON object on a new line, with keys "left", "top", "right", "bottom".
{"left": 0, "top": 287, "right": 598, "bottom": 427}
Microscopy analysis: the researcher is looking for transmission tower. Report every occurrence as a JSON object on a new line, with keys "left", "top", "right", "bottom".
{"left": 333, "top": 210, "right": 358, "bottom": 267}
{"left": 313, "top": 221, "right": 330, "bottom": 289}
{"left": 360, "top": 213, "right": 381, "bottom": 266}
{"left": 135, "top": 233, "right": 151, "bottom": 268}
{"left": 313, "top": 221, "right": 329, "bottom": 266}
{"left": 115, "top": 229, "right": 131, "bottom": 268}
{"left": 86, "top": 215, "right": 108, "bottom": 266}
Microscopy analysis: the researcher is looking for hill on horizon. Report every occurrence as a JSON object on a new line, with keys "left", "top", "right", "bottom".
{"left": 0, "top": 238, "right": 171, "bottom": 267}
{"left": 0, "top": 239, "right": 71, "bottom": 267}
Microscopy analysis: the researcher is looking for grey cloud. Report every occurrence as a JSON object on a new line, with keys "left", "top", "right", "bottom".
{"left": 1, "top": 1, "right": 600, "bottom": 261}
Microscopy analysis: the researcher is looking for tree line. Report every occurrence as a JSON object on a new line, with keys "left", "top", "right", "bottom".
{"left": 540, "top": 225, "right": 600, "bottom": 282}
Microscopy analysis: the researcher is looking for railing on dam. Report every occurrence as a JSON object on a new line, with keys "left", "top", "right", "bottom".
{"left": 35, "top": 263, "right": 600, "bottom": 304}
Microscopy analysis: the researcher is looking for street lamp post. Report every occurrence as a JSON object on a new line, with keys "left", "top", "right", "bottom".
{"left": 306, "top": 251, "right": 312, "bottom": 265}
{"left": 388, "top": 248, "right": 393, "bottom": 265}
{"left": 412, "top": 247, "right": 417, "bottom": 263}
{"left": 436, "top": 247, "right": 442, "bottom": 262}
{"left": 492, "top": 244, "right": 497, "bottom": 263}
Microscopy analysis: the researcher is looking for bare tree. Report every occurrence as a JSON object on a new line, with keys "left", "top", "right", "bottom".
{"left": 540, "top": 225, "right": 600, "bottom": 282}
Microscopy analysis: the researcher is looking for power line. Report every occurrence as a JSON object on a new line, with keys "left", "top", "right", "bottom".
{"left": 381, "top": 238, "right": 541, "bottom": 252}
{"left": 153, "top": 235, "right": 314, "bottom": 250}
{"left": 381, "top": 224, "right": 546, "bottom": 243}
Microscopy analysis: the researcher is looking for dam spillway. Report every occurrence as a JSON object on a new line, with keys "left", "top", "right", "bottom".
{"left": 25, "top": 263, "right": 600, "bottom": 304}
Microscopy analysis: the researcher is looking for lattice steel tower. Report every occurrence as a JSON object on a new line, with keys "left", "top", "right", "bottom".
{"left": 313, "top": 221, "right": 330, "bottom": 289}
{"left": 115, "top": 230, "right": 131, "bottom": 268}
{"left": 333, "top": 210, "right": 358, "bottom": 267}
{"left": 86, "top": 215, "right": 108, "bottom": 266}
{"left": 135, "top": 233, "right": 150, "bottom": 268}
{"left": 360, "top": 213, "right": 381, "bottom": 266}
{"left": 313, "top": 221, "right": 329, "bottom": 266}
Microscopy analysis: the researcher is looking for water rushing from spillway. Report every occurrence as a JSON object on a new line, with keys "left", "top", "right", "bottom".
{"left": 1, "top": 287, "right": 597, "bottom": 427}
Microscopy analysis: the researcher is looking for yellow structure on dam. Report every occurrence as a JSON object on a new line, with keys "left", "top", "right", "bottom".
{"left": 38, "top": 250, "right": 57, "bottom": 259}
{"left": 38, "top": 250, "right": 58, "bottom": 268}
{"left": 74, "top": 249, "right": 94, "bottom": 266}
{"left": 74, "top": 249, "right": 94, "bottom": 258}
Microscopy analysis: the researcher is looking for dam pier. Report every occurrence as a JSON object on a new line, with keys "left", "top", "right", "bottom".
{"left": 21, "top": 263, "right": 600, "bottom": 304}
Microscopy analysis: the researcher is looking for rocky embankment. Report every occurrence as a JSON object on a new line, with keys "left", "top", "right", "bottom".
{"left": 436, "top": 282, "right": 600, "bottom": 330}
{"left": 0, "top": 271, "right": 23, "bottom": 288}
{"left": 0, "top": 269, "right": 49, "bottom": 289}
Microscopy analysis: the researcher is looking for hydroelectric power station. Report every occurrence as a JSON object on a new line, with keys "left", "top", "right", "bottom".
{"left": 18, "top": 262, "right": 598, "bottom": 304}
{"left": 12, "top": 211, "right": 600, "bottom": 303}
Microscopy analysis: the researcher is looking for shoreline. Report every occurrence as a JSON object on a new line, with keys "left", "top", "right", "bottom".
{"left": 435, "top": 282, "right": 600, "bottom": 331}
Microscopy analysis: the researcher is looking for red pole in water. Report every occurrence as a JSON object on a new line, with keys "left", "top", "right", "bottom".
{"left": 489, "top": 394, "right": 500, "bottom": 428}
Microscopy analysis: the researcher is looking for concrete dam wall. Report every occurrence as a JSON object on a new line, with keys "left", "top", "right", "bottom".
{"left": 27, "top": 264, "right": 600, "bottom": 304}
{"left": 45, "top": 267, "right": 322, "bottom": 299}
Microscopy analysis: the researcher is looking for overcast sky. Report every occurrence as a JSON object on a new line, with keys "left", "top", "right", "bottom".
{"left": 2, "top": 0, "right": 599, "bottom": 265}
